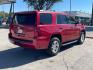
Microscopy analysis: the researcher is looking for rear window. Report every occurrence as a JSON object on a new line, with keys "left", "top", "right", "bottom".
{"left": 14, "top": 13, "right": 36, "bottom": 25}
{"left": 40, "top": 13, "right": 52, "bottom": 24}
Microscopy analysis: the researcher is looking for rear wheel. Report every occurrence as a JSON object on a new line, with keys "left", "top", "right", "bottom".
{"left": 47, "top": 37, "right": 61, "bottom": 56}
{"left": 78, "top": 32, "right": 85, "bottom": 44}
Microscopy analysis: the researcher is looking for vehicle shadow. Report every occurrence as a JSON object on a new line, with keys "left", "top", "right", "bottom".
{"left": 60, "top": 43, "right": 77, "bottom": 52}
{"left": 0, "top": 47, "right": 49, "bottom": 69}
{"left": 0, "top": 43, "right": 77, "bottom": 69}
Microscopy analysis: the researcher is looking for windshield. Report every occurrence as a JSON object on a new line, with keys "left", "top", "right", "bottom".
{"left": 14, "top": 13, "right": 36, "bottom": 26}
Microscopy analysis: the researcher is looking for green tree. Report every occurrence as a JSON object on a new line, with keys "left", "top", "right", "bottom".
{"left": 24, "top": 0, "right": 62, "bottom": 10}
{"left": 0, "top": 11, "right": 9, "bottom": 17}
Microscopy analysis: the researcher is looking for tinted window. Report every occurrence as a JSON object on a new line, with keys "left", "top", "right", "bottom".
{"left": 40, "top": 13, "right": 52, "bottom": 24}
{"left": 14, "top": 13, "right": 36, "bottom": 25}
{"left": 57, "top": 14, "right": 67, "bottom": 24}
{"left": 68, "top": 17, "right": 76, "bottom": 24}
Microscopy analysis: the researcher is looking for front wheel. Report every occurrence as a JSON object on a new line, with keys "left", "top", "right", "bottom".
{"left": 47, "top": 37, "right": 61, "bottom": 56}
{"left": 77, "top": 32, "right": 85, "bottom": 44}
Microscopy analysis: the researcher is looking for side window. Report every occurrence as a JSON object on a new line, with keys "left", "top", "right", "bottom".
{"left": 57, "top": 14, "right": 67, "bottom": 24}
{"left": 68, "top": 17, "right": 76, "bottom": 24}
{"left": 40, "top": 13, "right": 52, "bottom": 24}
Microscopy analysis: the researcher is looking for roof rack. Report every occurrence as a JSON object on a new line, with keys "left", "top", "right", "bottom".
{"left": 39, "top": 10, "right": 56, "bottom": 12}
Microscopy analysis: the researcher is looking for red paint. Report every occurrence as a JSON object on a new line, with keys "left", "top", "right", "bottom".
{"left": 9, "top": 11, "right": 85, "bottom": 49}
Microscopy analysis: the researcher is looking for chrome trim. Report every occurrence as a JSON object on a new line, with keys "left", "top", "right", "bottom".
{"left": 63, "top": 40, "right": 78, "bottom": 46}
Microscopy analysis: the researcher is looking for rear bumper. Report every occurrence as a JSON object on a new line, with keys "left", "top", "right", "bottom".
{"left": 9, "top": 33, "right": 38, "bottom": 49}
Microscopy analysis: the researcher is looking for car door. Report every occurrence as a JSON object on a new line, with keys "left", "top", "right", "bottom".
{"left": 56, "top": 14, "right": 74, "bottom": 43}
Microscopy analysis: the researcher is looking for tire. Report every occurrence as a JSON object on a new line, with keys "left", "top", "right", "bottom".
{"left": 77, "top": 32, "right": 85, "bottom": 44}
{"left": 47, "top": 37, "right": 61, "bottom": 56}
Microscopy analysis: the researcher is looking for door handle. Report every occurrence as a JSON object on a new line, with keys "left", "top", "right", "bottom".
{"left": 60, "top": 28, "right": 63, "bottom": 29}
{"left": 70, "top": 27, "right": 74, "bottom": 29}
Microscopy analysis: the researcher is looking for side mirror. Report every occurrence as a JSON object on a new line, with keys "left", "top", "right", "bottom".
{"left": 75, "top": 21, "right": 79, "bottom": 24}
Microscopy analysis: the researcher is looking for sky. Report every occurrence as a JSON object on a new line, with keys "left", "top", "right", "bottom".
{"left": 0, "top": 0, "right": 93, "bottom": 14}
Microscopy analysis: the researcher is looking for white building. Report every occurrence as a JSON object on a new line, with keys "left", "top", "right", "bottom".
{"left": 64, "top": 11, "right": 91, "bottom": 26}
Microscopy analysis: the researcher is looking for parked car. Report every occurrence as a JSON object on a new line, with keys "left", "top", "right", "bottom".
{"left": 9, "top": 11, "right": 86, "bottom": 56}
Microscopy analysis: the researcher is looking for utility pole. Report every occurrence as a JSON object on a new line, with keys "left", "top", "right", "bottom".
{"left": 7, "top": 0, "right": 16, "bottom": 24}
{"left": 70, "top": 0, "right": 72, "bottom": 15}
{"left": 92, "top": 2, "right": 93, "bottom": 26}
{"left": 7, "top": 2, "right": 14, "bottom": 24}
{"left": 27, "top": 0, "right": 30, "bottom": 11}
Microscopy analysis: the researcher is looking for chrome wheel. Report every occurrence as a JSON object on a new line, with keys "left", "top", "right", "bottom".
{"left": 47, "top": 37, "right": 61, "bottom": 56}
{"left": 51, "top": 40, "right": 60, "bottom": 54}
{"left": 78, "top": 32, "right": 85, "bottom": 44}
{"left": 81, "top": 33, "right": 85, "bottom": 43}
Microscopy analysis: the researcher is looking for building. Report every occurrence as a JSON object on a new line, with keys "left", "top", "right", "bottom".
{"left": 64, "top": 11, "right": 91, "bottom": 26}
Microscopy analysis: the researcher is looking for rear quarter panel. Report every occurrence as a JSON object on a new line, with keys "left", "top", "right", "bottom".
{"left": 36, "top": 12, "right": 57, "bottom": 49}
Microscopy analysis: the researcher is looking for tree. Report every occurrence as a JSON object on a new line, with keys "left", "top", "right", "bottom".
{"left": 0, "top": 11, "right": 9, "bottom": 17}
{"left": 24, "top": 0, "right": 62, "bottom": 10}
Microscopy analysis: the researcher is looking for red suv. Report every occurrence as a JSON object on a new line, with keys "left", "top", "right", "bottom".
{"left": 9, "top": 11, "right": 86, "bottom": 56}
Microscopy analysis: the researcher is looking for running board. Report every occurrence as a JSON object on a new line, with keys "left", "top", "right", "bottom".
{"left": 62, "top": 40, "right": 78, "bottom": 46}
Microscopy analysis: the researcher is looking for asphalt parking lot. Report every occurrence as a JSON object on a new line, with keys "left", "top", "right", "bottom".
{"left": 0, "top": 29, "right": 93, "bottom": 70}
